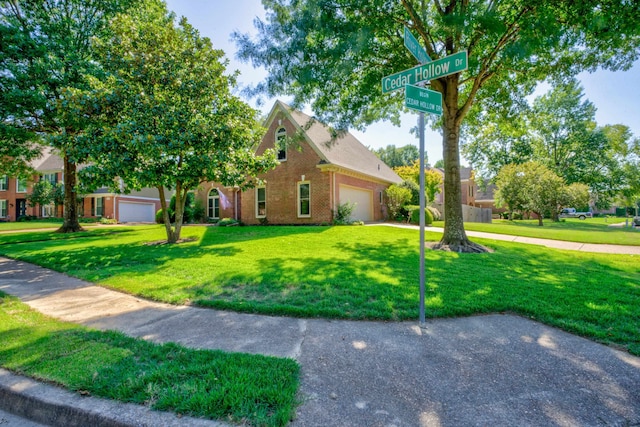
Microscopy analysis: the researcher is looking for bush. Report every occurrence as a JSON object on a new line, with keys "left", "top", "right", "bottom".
{"left": 100, "top": 217, "right": 118, "bottom": 225}
{"left": 405, "top": 205, "right": 433, "bottom": 225}
{"left": 333, "top": 202, "right": 355, "bottom": 225}
{"left": 427, "top": 206, "right": 441, "bottom": 221}
{"left": 386, "top": 185, "right": 412, "bottom": 221}
{"left": 155, "top": 209, "right": 165, "bottom": 224}
{"left": 218, "top": 218, "right": 239, "bottom": 227}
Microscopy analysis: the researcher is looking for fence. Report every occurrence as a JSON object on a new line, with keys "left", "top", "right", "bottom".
{"left": 432, "top": 203, "right": 492, "bottom": 224}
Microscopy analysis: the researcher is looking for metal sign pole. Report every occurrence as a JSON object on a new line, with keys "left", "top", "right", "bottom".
{"left": 418, "top": 111, "right": 426, "bottom": 327}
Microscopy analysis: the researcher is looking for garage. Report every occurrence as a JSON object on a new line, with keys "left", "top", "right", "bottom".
{"left": 339, "top": 185, "right": 373, "bottom": 222}
{"left": 118, "top": 201, "right": 156, "bottom": 223}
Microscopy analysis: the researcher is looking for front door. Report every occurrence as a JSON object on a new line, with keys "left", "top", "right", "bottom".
{"left": 16, "top": 199, "right": 27, "bottom": 218}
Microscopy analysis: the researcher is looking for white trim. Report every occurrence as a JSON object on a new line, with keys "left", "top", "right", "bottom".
{"left": 255, "top": 186, "right": 266, "bottom": 218}
{"left": 16, "top": 178, "right": 27, "bottom": 193}
{"left": 297, "top": 181, "right": 311, "bottom": 218}
{"left": 276, "top": 127, "right": 287, "bottom": 162}
{"left": 208, "top": 189, "right": 220, "bottom": 219}
{"left": 0, "top": 176, "right": 8, "bottom": 191}
{"left": 0, "top": 199, "right": 7, "bottom": 218}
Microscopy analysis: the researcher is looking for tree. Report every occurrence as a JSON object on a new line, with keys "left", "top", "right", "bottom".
{"left": 373, "top": 144, "right": 419, "bottom": 167}
{"left": 235, "top": 0, "right": 639, "bottom": 252}
{"left": 385, "top": 185, "right": 412, "bottom": 221}
{"left": 70, "top": 0, "right": 277, "bottom": 243}
{"left": 27, "top": 180, "right": 64, "bottom": 212}
{"left": 495, "top": 161, "right": 586, "bottom": 225}
{"left": 395, "top": 160, "right": 442, "bottom": 204}
{"left": 1, "top": 0, "right": 139, "bottom": 232}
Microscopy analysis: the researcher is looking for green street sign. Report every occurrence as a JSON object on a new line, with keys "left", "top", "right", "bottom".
{"left": 382, "top": 50, "right": 467, "bottom": 94}
{"left": 404, "top": 27, "right": 431, "bottom": 64}
{"left": 405, "top": 84, "right": 442, "bottom": 116}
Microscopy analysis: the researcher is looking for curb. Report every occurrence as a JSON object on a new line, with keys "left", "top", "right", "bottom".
{"left": 0, "top": 369, "right": 227, "bottom": 427}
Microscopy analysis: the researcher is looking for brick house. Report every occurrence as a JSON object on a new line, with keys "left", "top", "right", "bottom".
{"left": 1, "top": 149, "right": 162, "bottom": 222}
{"left": 196, "top": 101, "right": 402, "bottom": 224}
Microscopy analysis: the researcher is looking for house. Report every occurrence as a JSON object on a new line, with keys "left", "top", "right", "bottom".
{"left": 196, "top": 101, "right": 402, "bottom": 224}
{"left": 1, "top": 149, "right": 162, "bottom": 222}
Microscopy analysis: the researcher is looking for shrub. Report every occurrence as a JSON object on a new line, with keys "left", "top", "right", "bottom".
{"left": 405, "top": 205, "right": 433, "bottom": 225}
{"left": 100, "top": 217, "right": 118, "bottom": 225}
{"left": 155, "top": 209, "right": 165, "bottom": 224}
{"left": 427, "top": 206, "right": 441, "bottom": 221}
{"left": 333, "top": 202, "right": 355, "bottom": 225}
{"left": 385, "top": 185, "right": 412, "bottom": 221}
{"left": 218, "top": 218, "right": 239, "bottom": 227}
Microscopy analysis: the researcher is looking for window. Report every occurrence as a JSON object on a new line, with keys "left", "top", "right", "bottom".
{"left": 298, "top": 182, "right": 310, "bottom": 217}
{"left": 256, "top": 186, "right": 266, "bottom": 218}
{"left": 208, "top": 189, "right": 220, "bottom": 219}
{"left": 42, "top": 204, "right": 55, "bottom": 218}
{"left": 0, "top": 176, "right": 7, "bottom": 191}
{"left": 92, "top": 197, "right": 104, "bottom": 217}
{"left": 41, "top": 173, "right": 57, "bottom": 185}
{"left": 16, "top": 178, "right": 27, "bottom": 193}
{"left": 276, "top": 127, "right": 287, "bottom": 161}
{"left": 0, "top": 200, "right": 6, "bottom": 218}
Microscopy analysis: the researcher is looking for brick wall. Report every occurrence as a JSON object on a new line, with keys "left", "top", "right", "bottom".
{"left": 242, "top": 112, "right": 332, "bottom": 225}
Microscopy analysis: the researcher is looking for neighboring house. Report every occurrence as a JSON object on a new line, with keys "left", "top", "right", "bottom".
{"left": 430, "top": 167, "right": 502, "bottom": 220}
{"left": 196, "top": 101, "right": 402, "bottom": 224}
{"left": 0, "top": 149, "right": 162, "bottom": 222}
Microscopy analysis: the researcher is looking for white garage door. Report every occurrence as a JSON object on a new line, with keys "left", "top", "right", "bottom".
{"left": 119, "top": 201, "right": 155, "bottom": 223}
{"left": 339, "top": 185, "right": 373, "bottom": 222}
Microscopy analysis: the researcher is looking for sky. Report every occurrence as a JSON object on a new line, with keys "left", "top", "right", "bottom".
{"left": 164, "top": 0, "right": 640, "bottom": 165}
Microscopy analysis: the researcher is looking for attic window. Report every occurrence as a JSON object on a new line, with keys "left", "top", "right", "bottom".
{"left": 276, "top": 127, "right": 287, "bottom": 161}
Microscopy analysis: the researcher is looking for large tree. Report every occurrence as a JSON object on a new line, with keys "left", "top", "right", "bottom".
{"left": 373, "top": 144, "right": 419, "bottom": 167}
{"left": 235, "top": 0, "right": 639, "bottom": 252}
{"left": 69, "top": 0, "right": 277, "bottom": 243}
{"left": 1, "top": 0, "right": 139, "bottom": 232}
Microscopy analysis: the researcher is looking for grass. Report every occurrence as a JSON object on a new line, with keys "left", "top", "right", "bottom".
{"left": 0, "top": 219, "right": 64, "bottom": 231}
{"left": 1, "top": 225, "right": 638, "bottom": 355}
{"left": 432, "top": 218, "right": 640, "bottom": 245}
{"left": 0, "top": 291, "right": 299, "bottom": 427}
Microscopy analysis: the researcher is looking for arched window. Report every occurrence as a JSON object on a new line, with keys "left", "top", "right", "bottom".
{"left": 208, "top": 189, "right": 220, "bottom": 219}
{"left": 275, "top": 127, "right": 287, "bottom": 161}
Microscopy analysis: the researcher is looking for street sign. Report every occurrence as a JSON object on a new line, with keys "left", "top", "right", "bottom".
{"left": 382, "top": 50, "right": 467, "bottom": 93}
{"left": 405, "top": 84, "right": 442, "bottom": 115}
{"left": 404, "top": 27, "right": 431, "bottom": 64}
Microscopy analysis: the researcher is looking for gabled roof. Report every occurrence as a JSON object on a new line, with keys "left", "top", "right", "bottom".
{"left": 265, "top": 101, "right": 402, "bottom": 185}
{"left": 34, "top": 148, "right": 64, "bottom": 172}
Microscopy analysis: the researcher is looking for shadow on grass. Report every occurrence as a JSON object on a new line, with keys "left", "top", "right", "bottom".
{"left": 0, "top": 312, "right": 299, "bottom": 427}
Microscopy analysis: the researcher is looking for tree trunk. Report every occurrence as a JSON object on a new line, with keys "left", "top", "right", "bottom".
{"left": 433, "top": 76, "right": 488, "bottom": 253}
{"left": 158, "top": 186, "right": 177, "bottom": 243}
{"left": 57, "top": 155, "right": 83, "bottom": 233}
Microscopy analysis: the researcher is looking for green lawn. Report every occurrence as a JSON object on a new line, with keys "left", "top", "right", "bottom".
{"left": 0, "top": 219, "right": 64, "bottom": 231}
{"left": 432, "top": 218, "right": 640, "bottom": 245}
{"left": 1, "top": 225, "right": 638, "bottom": 355}
{"left": 0, "top": 292, "right": 299, "bottom": 427}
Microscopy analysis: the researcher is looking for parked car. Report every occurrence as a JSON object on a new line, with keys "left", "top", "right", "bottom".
{"left": 633, "top": 216, "right": 640, "bottom": 227}
{"left": 559, "top": 208, "right": 592, "bottom": 220}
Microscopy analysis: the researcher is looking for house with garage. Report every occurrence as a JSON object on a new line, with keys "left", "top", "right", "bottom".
{"left": 196, "top": 101, "right": 402, "bottom": 224}
{"left": 1, "top": 148, "right": 162, "bottom": 223}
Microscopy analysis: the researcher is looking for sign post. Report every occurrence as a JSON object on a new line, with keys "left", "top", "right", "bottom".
{"left": 383, "top": 29, "right": 465, "bottom": 327}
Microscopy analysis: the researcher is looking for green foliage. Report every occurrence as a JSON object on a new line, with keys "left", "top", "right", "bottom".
{"left": 332, "top": 202, "right": 355, "bottom": 225}
{"left": 385, "top": 185, "right": 412, "bottom": 221}
{"left": 0, "top": 292, "right": 299, "bottom": 426}
{"left": 398, "top": 179, "right": 420, "bottom": 205}
{"left": 1, "top": 0, "right": 141, "bottom": 232}
{"left": 27, "top": 181, "right": 65, "bottom": 208}
{"left": 372, "top": 144, "right": 419, "bottom": 167}
{"left": 155, "top": 209, "right": 165, "bottom": 225}
{"left": 427, "top": 206, "right": 442, "bottom": 221}
{"left": 405, "top": 205, "right": 434, "bottom": 225}
{"left": 67, "top": 1, "right": 277, "bottom": 243}
{"left": 218, "top": 218, "right": 239, "bottom": 227}
{"left": 495, "top": 161, "right": 571, "bottom": 225}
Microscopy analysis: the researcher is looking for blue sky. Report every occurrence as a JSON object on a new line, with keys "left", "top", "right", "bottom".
{"left": 165, "top": 0, "right": 640, "bottom": 164}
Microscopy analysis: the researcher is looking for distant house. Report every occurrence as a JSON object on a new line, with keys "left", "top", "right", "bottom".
{"left": 0, "top": 148, "right": 162, "bottom": 222}
{"left": 196, "top": 101, "right": 402, "bottom": 224}
{"left": 430, "top": 166, "right": 502, "bottom": 221}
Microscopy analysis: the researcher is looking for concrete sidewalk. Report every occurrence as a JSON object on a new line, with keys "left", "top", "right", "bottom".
{"left": 374, "top": 223, "right": 640, "bottom": 254}
{"left": 1, "top": 257, "right": 640, "bottom": 426}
